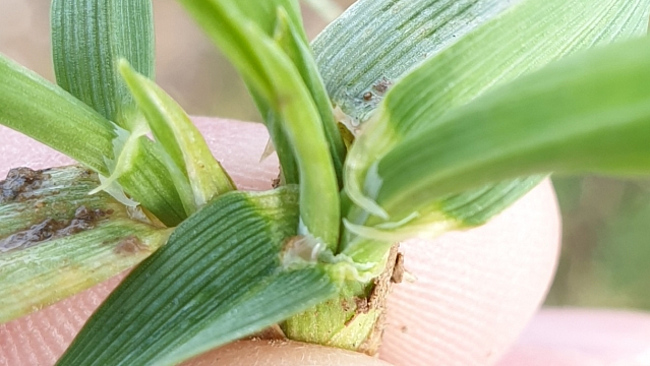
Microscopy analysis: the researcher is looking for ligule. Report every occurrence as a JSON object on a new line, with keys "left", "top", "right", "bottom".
{"left": 118, "top": 59, "right": 235, "bottom": 211}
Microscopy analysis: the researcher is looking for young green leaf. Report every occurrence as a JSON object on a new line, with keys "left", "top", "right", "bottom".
{"left": 0, "top": 54, "right": 117, "bottom": 175}
{"left": 0, "top": 166, "right": 170, "bottom": 324}
{"left": 374, "top": 36, "right": 650, "bottom": 225}
{"left": 179, "top": 0, "right": 341, "bottom": 249}
{"left": 118, "top": 59, "right": 235, "bottom": 211}
{"left": 275, "top": 8, "right": 346, "bottom": 184}
{"left": 251, "top": 90, "right": 301, "bottom": 184}
{"left": 57, "top": 188, "right": 337, "bottom": 366}
{"left": 343, "top": 0, "right": 650, "bottom": 231}
{"left": 51, "top": 0, "right": 154, "bottom": 129}
{"left": 201, "top": 0, "right": 346, "bottom": 186}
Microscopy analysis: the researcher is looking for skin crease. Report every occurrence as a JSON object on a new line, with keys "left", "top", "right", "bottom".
{"left": 0, "top": 118, "right": 648, "bottom": 366}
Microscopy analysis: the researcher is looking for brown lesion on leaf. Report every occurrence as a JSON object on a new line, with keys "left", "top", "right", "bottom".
{"left": 0, "top": 167, "right": 51, "bottom": 203}
{"left": 114, "top": 235, "right": 147, "bottom": 255}
{"left": 372, "top": 77, "right": 392, "bottom": 94}
{"left": 0, "top": 204, "right": 113, "bottom": 252}
{"left": 358, "top": 77, "right": 393, "bottom": 105}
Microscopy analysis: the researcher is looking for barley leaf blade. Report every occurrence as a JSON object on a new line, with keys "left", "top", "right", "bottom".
{"left": 57, "top": 188, "right": 337, "bottom": 366}
{"left": 376, "top": 37, "right": 650, "bottom": 220}
{"left": 0, "top": 54, "right": 116, "bottom": 175}
{"left": 343, "top": 0, "right": 650, "bottom": 229}
{"left": 0, "top": 166, "right": 170, "bottom": 324}
{"left": 313, "top": 0, "right": 526, "bottom": 125}
{"left": 0, "top": 54, "right": 186, "bottom": 226}
{"left": 180, "top": 0, "right": 341, "bottom": 249}
{"left": 51, "top": 0, "right": 154, "bottom": 128}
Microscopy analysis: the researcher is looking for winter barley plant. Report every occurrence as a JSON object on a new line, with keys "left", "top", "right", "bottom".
{"left": 1, "top": 0, "right": 650, "bottom": 364}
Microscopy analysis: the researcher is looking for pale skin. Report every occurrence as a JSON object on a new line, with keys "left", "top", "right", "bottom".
{"left": 1, "top": 118, "right": 649, "bottom": 366}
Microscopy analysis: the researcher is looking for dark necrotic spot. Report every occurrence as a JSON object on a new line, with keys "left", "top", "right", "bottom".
{"left": 1, "top": 167, "right": 50, "bottom": 203}
{"left": 0, "top": 205, "right": 111, "bottom": 252}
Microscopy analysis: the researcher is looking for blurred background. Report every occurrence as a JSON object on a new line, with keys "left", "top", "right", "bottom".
{"left": 1, "top": 0, "right": 649, "bottom": 310}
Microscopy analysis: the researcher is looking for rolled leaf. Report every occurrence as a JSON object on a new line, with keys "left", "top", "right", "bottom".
{"left": 0, "top": 166, "right": 170, "bottom": 323}
{"left": 275, "top": 8, "right": 346, "bottom": 184}
{"left": 114, "top": 137, "right": 188, "bottom": 226}
{"left": 51, "top": 0, "right": 154, "bottom": 129}
{"left": 57, "top": 187, "right": 337, "bottom": 366}
{"left": 180, "top": 0, "right": 341, "bottom": 249}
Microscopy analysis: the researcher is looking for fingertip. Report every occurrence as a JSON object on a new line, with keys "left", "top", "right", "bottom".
{"left": 380, "top": 179, "right": 561, "bottom": 365}
{"left": 0, "top": 126, "right": 73, "bottom": 178}
{"left": 0, "top": 273, "right": 126, "bottom": 366}
{"left": 181, "top": 340, "right": 394, "bottom": 366}
{"left": 497, "top": 309, "right": 650, "bottom": 365}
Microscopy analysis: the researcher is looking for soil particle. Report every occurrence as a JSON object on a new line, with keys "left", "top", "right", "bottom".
{"left": 0, "top": 205, "right": 111, "bottom": 252}
{"left": 0, "top": 167, "right": 50, "bottom": 203}
{"left": 272, "top": 177, "right": 281, "bottom": 189}
{"left": 357, "top": 245, "right": 403, "bottom": 356}
{"left": 341, "top": 299, "right": 353, "bottom": 312}
{"left": 114, "top": 235, "right": 146, "bottom": 255}
{"left": 391, "top": 252, "right": 405, "bottom": 284}
{"left": 354, "top": 297, "right": 370, "bottom": 314}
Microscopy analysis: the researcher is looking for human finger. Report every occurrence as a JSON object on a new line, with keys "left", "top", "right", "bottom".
{"left": 497, "top": 309, "right": 650, "bottom": 365}
{"left": 380, "top": 179, "right": 561, "bottom": 365}
{"left": 181, "top": 340, "right": 393, "bottom": 366}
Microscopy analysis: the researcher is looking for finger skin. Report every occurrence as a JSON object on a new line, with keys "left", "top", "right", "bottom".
{"left": 2, "top": 119, "right": 557, "bottom": 365}
{"left": 181, "top": 340, "right": 392, "bottom": 366}
{"left": 498, "top": 309, "right": 650, "bottom": 365}
{"left": 380, "top": 179, "right": 562, "bottom": 366}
